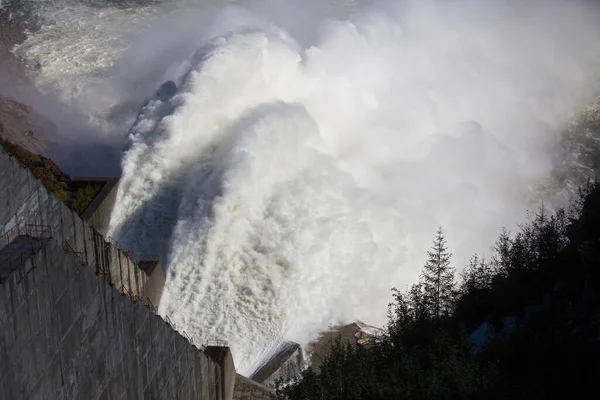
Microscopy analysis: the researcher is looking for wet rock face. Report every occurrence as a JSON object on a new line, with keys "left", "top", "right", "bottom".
{"left": 0, "top": 96, "right": 50, "bottom": 154}
{"left": 0, "top": 135, "right": 70, "bottom": 201}
{"left": 354, "top": 321, "right": 384, "bottom": 346}
{"left": 305, "top": 320, "right": 384, "bottom": 373}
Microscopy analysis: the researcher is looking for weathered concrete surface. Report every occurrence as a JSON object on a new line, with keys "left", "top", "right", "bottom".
{"left": 251, "top": 341, "right": 304, "bottom": 388}
{"left": 204, "top": 346, "right": 237, "bottom": 400}
{"left": 0, "top": 96, "right": 50, "bottom": 154}
{"left": 0, "top": 239, "right": 226, "bottom": 399}
{"left": 0, "top": 235, "right": 48, "bottom": 283}
{"left": 233, "top": 374, "right": 276, "bottom": 400}
{"left": 79, "top": 177, "right": 120, "bottom": 238}
{"left": 0, "top": 149, "right": 149, "bottom": 301}
{"left": 77, "top": 174, "right": 166, "bottom": 309}
{"left": 141, "top": 261, "right": 165, "bottom": 309}
{"left": 0, "top": 146, "right": 247, "bottom": 399}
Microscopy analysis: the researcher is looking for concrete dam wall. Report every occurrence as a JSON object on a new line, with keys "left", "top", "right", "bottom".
{"left": 0, "top": 238, "right": 225, "bottom": 399}
{"left": 0, "top": 148, "right": 236, "bottom": 399}
{"left": 0, "top": 150, "right": 159, "bottom": 307}
{"left": 0, "top": 148, "right": 277, "bottom": 399}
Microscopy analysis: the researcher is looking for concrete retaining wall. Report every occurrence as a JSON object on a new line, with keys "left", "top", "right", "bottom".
{"left": 204, "top": 346, "right": 238, "bottom": 400}
{"left": 0, "top": 148, "right": 254, "bottom": 399}
{"left": 0, "top": 240, "right": 224, "bottom": 399}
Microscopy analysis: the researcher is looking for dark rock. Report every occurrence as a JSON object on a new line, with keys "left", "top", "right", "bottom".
{"left": 306, "top": 321, "right": 379, "bottom": 373}
{"left": 154, "top": 80, "right": 177, "bottom": 100}
{"left": 0, "top": 137, "right": 70, "bottom": 201}
{"left": 0, "top": 96, "right": 49, "bottom": 154}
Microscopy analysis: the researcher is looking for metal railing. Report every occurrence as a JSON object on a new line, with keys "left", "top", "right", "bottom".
{"left": 0, "top": 224, "right": 23, "bottom": 249}
{"left": 107, "top": 236, "right": 133, "bottom": 258}
{"left": 131, "top": 253, "right": 159, "bottom": 263}
{"left": 119, "top": 284, "right": 142, "bottom": 302}
{"left": 161, "top": 315, "right": 201, "bottom": 348}
{"left": 107, "top": 236, "right": 122, "bottom": 249}
{"left": 143, "top": 298, "right": 158, "bottom": 314}
{"left": 24, "top": 224, "right": 52, "bottom": 238}
{"left": 62, "top": 240, "right": 86, "bottom": 266}
{"left": 106, "top": 236, "right": 159, "bottom": 269}
{"left": 0, "top": 190, "right": 207, "bottom": 352}
{"left": 164, "top": 315, "right": 175, "bottom": 328}
{"left": 0, "top": 222, "right": 203, "bottom": 353}
{"left": 0, "top": 224, "right": 52, "bottom": 249}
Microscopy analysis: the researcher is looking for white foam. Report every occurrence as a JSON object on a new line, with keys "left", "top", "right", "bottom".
{"left": 16, "top": 0, "right": 600, "bottom": 377}
{"left": 106, "top": 1, "right": 600, "bottom": 374}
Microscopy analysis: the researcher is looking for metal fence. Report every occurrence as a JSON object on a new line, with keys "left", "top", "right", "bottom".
{"left": 62, "top": 240, "right": 86, "bottom": 266}
{"left": 23, "top": 224, "right": 52, "bottom": 238}
{"left": 0, "top": 221, "right": 207, "bottom": 352}
{"left": 0, "top": 224, "right": 23, "bottom": 250}
{"left": 107, "top": 236, "right": 158, "bottom": 269}
{"left": 0, "top": 223, "right": 52, "bottom": 249}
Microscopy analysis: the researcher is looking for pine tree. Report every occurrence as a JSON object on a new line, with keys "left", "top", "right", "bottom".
{"left": 461, "top": 254, "right": 492, "bottom": 294}
{"left": 492, "top": 227, "right": 512, "bottom": 275}
{"left": 421, "top": 227, "right": 455, "bottom": 318}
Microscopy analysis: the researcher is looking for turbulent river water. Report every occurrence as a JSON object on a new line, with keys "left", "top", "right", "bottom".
{"left": 4, "top": 0, "right": 600, "bottom": 375}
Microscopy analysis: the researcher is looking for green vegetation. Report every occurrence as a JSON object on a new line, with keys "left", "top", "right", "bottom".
{"left": 1, "top": 138, "right": 106, "bottom": 214}
{"left": 70, "top": 182, "right": 104, "bottom": 215}
{"left": 421, "top": 227, "right": 455, "bottom": 318}
{"left": 277, "top": 181, "right": 600, "bottom": 400}
{"left": 0, "top": 136, "right": 69, "bottom": 202}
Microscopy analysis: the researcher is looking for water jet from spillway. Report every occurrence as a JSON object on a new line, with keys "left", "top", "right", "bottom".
{"left": 10, "top": 0, "right": 600, "bottom": 376}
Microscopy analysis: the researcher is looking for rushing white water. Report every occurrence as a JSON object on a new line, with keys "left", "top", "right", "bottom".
{"left": 11, "top": 0, "right": 600, "bottom": 375}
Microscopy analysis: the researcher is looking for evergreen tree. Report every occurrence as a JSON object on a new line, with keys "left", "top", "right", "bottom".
{"left": 275, "top": 183, "right": 600, "bottom": 400}
{"left": 492, "top": 227, "right": 512, "bottom": 275}
{"left": 421, "top": 227, "right": 455, "bottom": 318}
{"left": 461, "top": 254, "right": 492, "bottom": 294}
